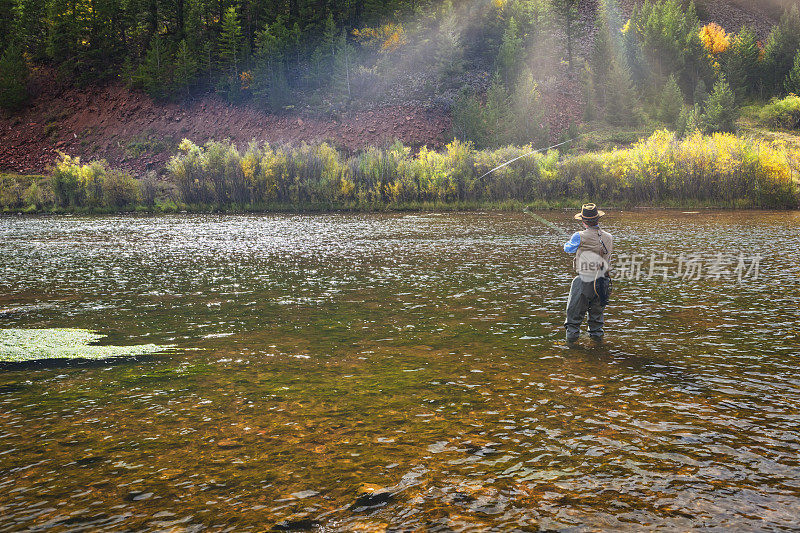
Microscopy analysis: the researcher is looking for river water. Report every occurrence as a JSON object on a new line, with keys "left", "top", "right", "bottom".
{"left": 1, "top": 211, "right": 799, "bottom": 531}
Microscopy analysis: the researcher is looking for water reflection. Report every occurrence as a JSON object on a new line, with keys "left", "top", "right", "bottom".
{"left": 1, "top": 211, "right": 799, "bottom": 531}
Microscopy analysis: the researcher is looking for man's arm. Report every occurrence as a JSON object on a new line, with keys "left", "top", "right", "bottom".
{"left": 563, "top": 232, "right": 580, "bottom": 253}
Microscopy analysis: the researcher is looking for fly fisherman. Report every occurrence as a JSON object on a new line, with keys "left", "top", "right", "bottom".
{"left": 563, "top": 204, "right": 613, "bottom": 343}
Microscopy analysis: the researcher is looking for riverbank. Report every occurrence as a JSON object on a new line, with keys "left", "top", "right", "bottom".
{"left": 2, "top": 198, "right": 797, "bottom": 216}
{"left": 2, "top": 130, "right": 798, "bottom": 214}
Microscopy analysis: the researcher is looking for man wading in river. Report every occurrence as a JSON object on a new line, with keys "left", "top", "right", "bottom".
{"left": 563, "top": 204, "right": 613, "bottom": 343}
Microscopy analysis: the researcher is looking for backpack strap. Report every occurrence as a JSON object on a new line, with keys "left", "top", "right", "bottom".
{"left": 597, "top": 228, "right": 610, "bottom": 277}
{"left": 597, "top": 228, "right": 609, "bottom": 256}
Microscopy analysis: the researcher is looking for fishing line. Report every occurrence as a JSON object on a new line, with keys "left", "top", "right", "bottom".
{"left": 476, "top": 132, "right": 592, "bottom": 237}
{"left": 477, "top": 137, "right": 580, "bottom": 181}
{"left": 522, "top": 210, "right": 570, "bottom": 238}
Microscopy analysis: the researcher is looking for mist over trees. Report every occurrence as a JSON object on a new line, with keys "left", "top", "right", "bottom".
{"left": 2, "top": 0, "right": 493, "bottom": 105}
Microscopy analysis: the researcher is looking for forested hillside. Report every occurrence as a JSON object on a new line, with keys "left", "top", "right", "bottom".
{"left": 1, "top": 0, "right": 799, "bottom": 179}
{"left": 0, "top": 0, "right": 506, "bottom": 108}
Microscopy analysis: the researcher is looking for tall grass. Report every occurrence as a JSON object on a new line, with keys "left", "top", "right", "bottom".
{"left": 562, "top": 130, "right": 798, "bottom": 206}
{"left": 1, "top": 132, "right": 798, "bottom": 213}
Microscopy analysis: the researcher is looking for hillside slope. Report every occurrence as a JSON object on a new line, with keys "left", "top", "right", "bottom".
{"left": 0, "top": 0, "right": 780, "bottom": 175}
{"left": 620, "top": 0, "right": 780, "bottom": 37}
{"left": 0, "top": 70, "right": 455, "bottom": 174}
{"left": 1, "top": 71, "right": 585, "bottom": 175}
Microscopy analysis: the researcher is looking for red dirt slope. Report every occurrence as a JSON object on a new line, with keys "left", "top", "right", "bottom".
{"left": 0, "top": 70, "right": 452, "bottom": 175}
{"left": 0, "top": 68, "right": 582, "bottom": 175}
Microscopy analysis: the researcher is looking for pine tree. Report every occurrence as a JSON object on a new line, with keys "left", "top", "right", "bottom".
{"left": 582, "top": 63, "right": 598, "bottom": 121}
{"left": 605, "top": 61, "right": 639, "bottom": 126}
{"left": 509, "top": 69, "right": 549, "bottom": 147}
{"left": 723, "top": 26, "right": 761, "bottom": 100}
{"left": 693, "top": 79, "right": 708, "bottom": 105}
{"left": 432, "top": 1, "right": 464, "bottom": 82}
{"left": 784, "top": 49, "right": 800, "bottom": 95}
{"left": 552, "top": 0, "right": 580, "bottom": 71}
{"left": 676, "top": 103, "right": 703, "bottom": 137}
{"left": 452, "top": 87, "right": 486, "bottom": 146}
{"left": 497, "top": 17, "right": 522, "bottom": 87}
{"left": 0, "top": 42, "right": 28, "bottom": 111}
{"left": 658, "top": 75, "right": 684, "bottom": 126}
{"left": 13, "top": 0, "right": 47, "bottom": 59}
{"left": 702, "top": 77, "right": 738, "bottom": 133}
{"left": 174, "top": 39, "right": 197, "bottom": 99}
{"left": 0, "top": 0, "right": 14, "bottom": 52}
{"left": 631, "top": 0, "right": 700, "bottom": 85}
{"left": 291, "top": 22, "right": 303, "bottom": 69}
{"left": 133, "top": 35, "right": 172, "bottom": 100}
{"left": 332, "top": 29, "right": 354, "bottom": 101}
{"left": 763, "top": 4, "right": 800, "bottom": 94}
{"left": 621, "top": 18, "right": 647, "bottom": 88}
{"left": 218, "top": 5, "right": 243, "bottom": 101}
{"left": 184, "top": 0, "right": 206, "bottom": 55}
{"left": 321, "top": 12, "right": 337, "bottom": 71}
{"left": 590, "top": 0, "right": 640, "bottom": 125}
{"left": 45, "top": 0, "right": 82, "bottom": 74}
{"left": 484, "top": 74, "right": 511, "bottom": 146}
{"left": 254, "top": 24, "right": 279, "bottom": 72}
{"left": 252, "top": 23, "right": 291, "bottom": 110}
{"left": 590, "top": 5, "right": 614, "bottom": 110}
{"left": 683, "top": 22, "right": 715, "bottom": 98}
{"left": 308, "top": 47, "right": 325, "bottom": 87}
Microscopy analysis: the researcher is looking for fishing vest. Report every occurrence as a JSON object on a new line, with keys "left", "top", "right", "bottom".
{"left": 574, "top": 226, "right": 613, "bottom": 277}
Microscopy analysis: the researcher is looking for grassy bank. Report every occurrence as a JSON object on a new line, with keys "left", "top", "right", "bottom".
{"left": 2, "top": 130, "right": 799, "bottom": 214}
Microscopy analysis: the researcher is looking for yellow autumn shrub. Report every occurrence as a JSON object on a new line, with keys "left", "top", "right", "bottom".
{"left": 160, "top": 134, "right": 799, "bottom": 209}
{"left": 699, "top": 23, "right": 730, "bottom": 56}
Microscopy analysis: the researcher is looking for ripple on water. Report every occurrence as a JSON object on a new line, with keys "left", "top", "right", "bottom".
{"left": 0, "top": 211, "right": 799, "bottom": 530}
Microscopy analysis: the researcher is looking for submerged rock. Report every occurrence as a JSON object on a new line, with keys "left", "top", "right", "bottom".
{"left": 350, "top": 483, "right": 393, "bottom": 510}
{"left": 273, "top": 513, "right": 319, "bottom": 531}
{"left": 215, "top": 438, "right": 242, "bottom": 449}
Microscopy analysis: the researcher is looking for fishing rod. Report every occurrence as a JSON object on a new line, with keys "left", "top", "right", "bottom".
{"left": 522, "top": 209, "right": 570, "bottom": 238}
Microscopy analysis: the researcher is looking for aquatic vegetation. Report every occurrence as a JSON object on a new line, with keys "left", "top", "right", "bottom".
{"left": 0, "top": 328, "right": 168, "bottom": 363}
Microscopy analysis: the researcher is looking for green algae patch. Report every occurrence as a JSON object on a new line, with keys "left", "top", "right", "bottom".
{"left": 0, "top": 328, "right": 169, "bottom": 363}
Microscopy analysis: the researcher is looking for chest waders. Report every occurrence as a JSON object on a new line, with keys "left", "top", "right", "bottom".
{"left": 593, "top": 228, "right": 612, "bottom": 307}
{"left": 566, "top": 228, "right": 611, "bottom": 341}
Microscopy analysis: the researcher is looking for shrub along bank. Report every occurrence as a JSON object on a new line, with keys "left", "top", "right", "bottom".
{"left": 1, "top": 131, "right": 798, "bottom": 213}
{"left": 758, "top": 94, "right": 800, "bottom": 131}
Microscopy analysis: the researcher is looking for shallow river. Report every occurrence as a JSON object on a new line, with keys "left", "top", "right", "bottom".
{"left": 1, "top": 211, "right": 799, "bottom": 531}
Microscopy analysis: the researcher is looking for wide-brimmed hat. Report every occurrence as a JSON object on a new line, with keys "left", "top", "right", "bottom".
{"left": 574, "top": 203, "right": 605, "bottom": 221}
